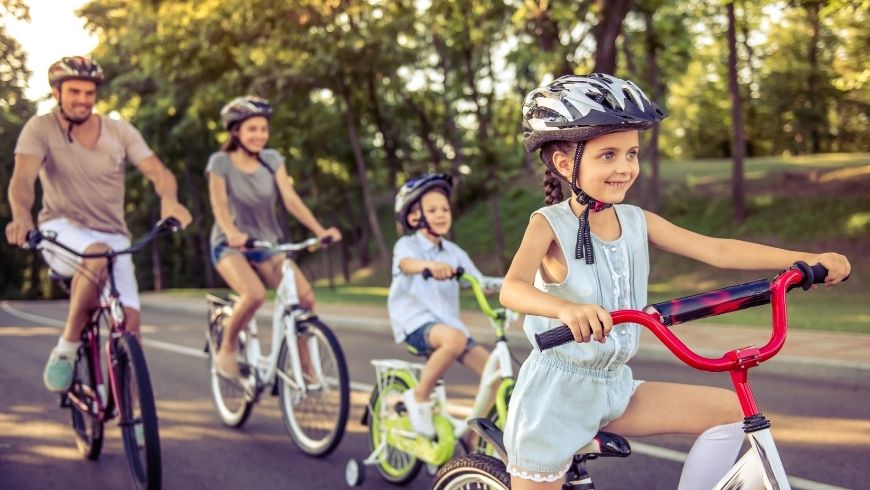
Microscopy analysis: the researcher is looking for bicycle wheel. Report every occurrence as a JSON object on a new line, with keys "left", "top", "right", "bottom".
{"left": 432, "top": 454, "right": 511, "bottom": 490}
{"left": 207, "top": 312, "right": 254, "bottom": 427}
{"left": 368, "top": 376, "right": 422, "bottom": 484}
{"left": 277, "top": 318, "right": 349, "bottom": 457}
{"left": 69, "top": 342, "right": 104, "bottom": 460}
{"left": 115, "top": 333, "right": 161, "bottom": 490}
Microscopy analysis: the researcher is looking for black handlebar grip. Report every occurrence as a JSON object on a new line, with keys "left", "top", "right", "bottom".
{"left": 454, "top": 267, "right": 465, "bottom": 280}
{"left": 321, "top": 236, "right": 334, "bottom": 246}
{"left": 422, "top": 268, "right": 432, "bottom": 280}
{"left": 244, "top": 238, "right": 258, "bottom": 248}
{"left": 535, "top": 325, "right": 575, "bottom": 351}
{"left": 161, "top": 216, "right": 181, "bottom": 230}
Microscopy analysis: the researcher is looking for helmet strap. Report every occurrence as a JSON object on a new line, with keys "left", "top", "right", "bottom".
{"left": 57, "top": 94, "right": 89, "bottom": 143}
{"left": 561, "top": 142, "right": 612, "bottom": 264}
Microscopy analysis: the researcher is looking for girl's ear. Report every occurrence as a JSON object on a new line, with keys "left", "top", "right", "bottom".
{"left": 551, "top": 145, "right": 576, "bottom": 181}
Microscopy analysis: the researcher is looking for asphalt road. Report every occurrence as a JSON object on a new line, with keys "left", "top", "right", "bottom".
{"left": 1, "top": 301, "right": 867, "bottom": 489}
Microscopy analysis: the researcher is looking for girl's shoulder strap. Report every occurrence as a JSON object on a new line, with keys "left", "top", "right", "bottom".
{"left": 614, "top": 203, "right": 649, "bottom": 240}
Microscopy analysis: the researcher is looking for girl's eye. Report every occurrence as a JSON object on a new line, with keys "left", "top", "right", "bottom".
{"left": 601, "top": 151, "right": 615, "bottom": 160}
{"left": 627, "top": 150, "right": 639, "bottom": 160}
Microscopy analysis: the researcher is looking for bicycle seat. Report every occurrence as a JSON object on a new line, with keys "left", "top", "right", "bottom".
{"left": 405, "top": 344, "right": 430, "bottom": 358}
{"left": 206, "top": 293, "right": 233, "bottom": 307}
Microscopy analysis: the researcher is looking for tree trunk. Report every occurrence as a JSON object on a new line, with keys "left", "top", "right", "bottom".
{"left": 338, "top": 79, "right": 390, "bottom": 267}
{"left": 367, "top": 73, "right": 400, "bottom": 191}
{"left": 805, "top": 1, "right": 822, "bottom": 154}
{"left": 433, "top": 31, "right": 465, "bottom": 177}
{"left": 487, "top": 195, "right": 506, "bottom": 275}
{"left": 726, "top": 2, "right": 748, "bottom": 223}
{"left": 643, "top": 9, "right": 662, "bottom": 213}
{"left": 182, "top": 158, "right": 214, "bottom": 288}
{"left": 405, "top": 94, "right": 444, "bottom": 168}
{"left": 593, "top": 0, "right": 631, "bottom": 74}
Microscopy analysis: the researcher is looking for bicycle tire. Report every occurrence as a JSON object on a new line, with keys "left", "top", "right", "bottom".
{"left": 69, "top": 342, "right": 104, "bottom": 460}
{"left": 115, "top": 333, "right": 162, "bottom": 490}
{"left": 367, "top": 376, "right": 422, "bottom": 484}
{"left": 277, "top": 317, "right": 349, "bottom": 457}
{"left": 431, "top": 454, "right": 511, "bottom": 490}
{"left": 207, "top": 313, "right": 254, "bottom": 427}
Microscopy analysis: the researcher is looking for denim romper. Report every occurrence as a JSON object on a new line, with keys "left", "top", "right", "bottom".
{"left": 503, "top": 201, "right": 649, "bottom": 482}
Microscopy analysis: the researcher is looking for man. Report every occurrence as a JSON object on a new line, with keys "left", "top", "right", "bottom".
{"left": 5, "top": 55, "right": 192, "bottom": 393}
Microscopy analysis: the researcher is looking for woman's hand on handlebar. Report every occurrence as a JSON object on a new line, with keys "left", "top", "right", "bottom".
{"left": 557, "top": 302, "right": 613, "bottom": 344}
{"left": 806, "top": 252, "right": 850, "bottom": 286}
{"left": 226, "top": 231, "right": 250, "bottom": 249}
{"left": 317, "top": 227, "right": 342, "bottom": 244}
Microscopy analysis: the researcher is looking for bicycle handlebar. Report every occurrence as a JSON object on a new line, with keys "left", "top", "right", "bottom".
{"left": 421, "top": 267, "right": 508, "bottom": 321}
{"left": 534, "top": 262, "right": 834, "bottom": 372}
{"left": 24, "top": 217, "right": 181, "bottom": 258}
{"left": 220, "top": 235, "right": 332, "bottom": 253}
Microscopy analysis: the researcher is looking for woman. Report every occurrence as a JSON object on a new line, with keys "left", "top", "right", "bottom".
{"left": 207, "top": 95, "right": 341, "bottom": 378}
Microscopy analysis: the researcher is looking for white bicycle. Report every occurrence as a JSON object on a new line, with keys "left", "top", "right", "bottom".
{"left": 205, "top": 236, "right": 349, "bottom": 457}
{"left": 432, "top": 262, "right": 841, "bottom": 489}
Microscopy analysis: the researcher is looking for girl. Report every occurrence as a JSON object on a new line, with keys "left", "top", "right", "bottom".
{"left": 500, "top": 74, "right": 850, "bottom": 489}
{"left": 207, "top": 95, "right": 341, "bottom": 378}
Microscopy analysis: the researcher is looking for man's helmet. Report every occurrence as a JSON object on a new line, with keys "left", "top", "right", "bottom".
{"left": 48, "top": 56, "right": 105, "bottom": 89}
{"left": 220, "top": 96, "right": 272, "bottom": 131}
{"left": 394, "top": 174, "right": 453, "bottom": 233}
{"left": 522, "top": 73, "right": 667, "bottom": 153}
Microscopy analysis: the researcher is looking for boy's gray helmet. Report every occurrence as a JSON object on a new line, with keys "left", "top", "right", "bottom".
{"left": 394, "top": 174, "right": 453, "bottom": 233}
{"left": 522, "top": 73, "right": 667, "bottom": 153}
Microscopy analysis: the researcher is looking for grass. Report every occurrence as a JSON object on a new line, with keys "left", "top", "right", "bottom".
{"left": 162, "top": 153, "right": 870, "bottom": 334}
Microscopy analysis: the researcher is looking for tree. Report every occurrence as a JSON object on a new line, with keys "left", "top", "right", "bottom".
{"left": 0, "top": 0, "right": 37, "bottom": 298}
{"left": 726, "top": 2, "right": 748, "bottom": 223}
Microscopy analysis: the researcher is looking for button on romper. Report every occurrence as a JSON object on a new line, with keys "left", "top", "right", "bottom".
{"left": 503, "top": 201, "right": 650, "bottom": 482}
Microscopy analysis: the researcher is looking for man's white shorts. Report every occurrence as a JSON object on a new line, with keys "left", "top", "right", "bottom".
{"left": 38, "top": 218, "right": 140, "bottom": 310}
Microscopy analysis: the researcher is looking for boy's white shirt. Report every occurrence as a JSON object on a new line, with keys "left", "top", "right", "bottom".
{"left": 387, "top": 230, "right": 485, "bottom": 343}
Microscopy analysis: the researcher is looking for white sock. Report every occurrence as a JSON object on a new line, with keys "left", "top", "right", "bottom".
{"left": 677, "top": 422, "right": 745, "bottom": 490}
{"left": 56, "top": 336, "right": 80, "bottom": 354}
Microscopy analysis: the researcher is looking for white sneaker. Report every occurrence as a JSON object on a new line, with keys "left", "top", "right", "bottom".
{"left": 402, "top": 389, "right": 435, "bottom": 438}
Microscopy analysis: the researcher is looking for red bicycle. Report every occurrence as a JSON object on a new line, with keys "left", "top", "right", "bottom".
{"left": 25, "top": 218, "right": 179, "bottom": 490}
{"left": 432, "top": 261, "right": 840, "bottom": 490}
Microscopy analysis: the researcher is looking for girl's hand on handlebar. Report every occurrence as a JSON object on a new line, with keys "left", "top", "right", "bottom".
{"left": 426, "top": 262, "right": 455, "bottom": 280}
{"left": 807, "top": 252, "right": 851, "bottom": 285}
{"left": 557, "top": 303, "right": 612, "bottom": 344}
{"left": 226, "top": 231, "right": 249, "bottom": 249}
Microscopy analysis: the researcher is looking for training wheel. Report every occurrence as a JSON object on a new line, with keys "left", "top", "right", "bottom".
{"left": 345, "top": 458, "right": 365, "bottom": 487}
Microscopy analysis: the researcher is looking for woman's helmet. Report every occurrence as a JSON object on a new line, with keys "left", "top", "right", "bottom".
{"left": 521, "top": 73, "right": 667, "bottom": 153}
{"left": 394, "top": 174, "right": 453, "bottom": 233}
{"left": 220, "top": 96, "right": 272, "bottom": 131}
{"left": 48, "top": 56, "right": 105, "bottom": 89}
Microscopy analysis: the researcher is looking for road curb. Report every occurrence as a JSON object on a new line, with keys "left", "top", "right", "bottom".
{"left": 139, "top": 297, "right": 870, "bottom": 388}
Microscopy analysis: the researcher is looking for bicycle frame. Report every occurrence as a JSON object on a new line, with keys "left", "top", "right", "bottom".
{"left": 534, "top": 263, "right": 831, "bottom": 490}
{"left": 365, "top": 273, "right": 517, "bottom": 467}
{"left": 218, "top": 237, "right": 324, "bottom": 398}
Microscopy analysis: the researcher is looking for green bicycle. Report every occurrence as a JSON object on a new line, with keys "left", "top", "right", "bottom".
{"left": 345, "top": 270, "right": 519, "bottom": 486}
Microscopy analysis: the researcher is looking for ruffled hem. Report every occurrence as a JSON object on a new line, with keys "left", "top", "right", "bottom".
{"left": 506, "top": 460, "right": 572, "bottom": 482}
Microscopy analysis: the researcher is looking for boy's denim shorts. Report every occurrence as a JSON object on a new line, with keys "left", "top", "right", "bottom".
{"left": 404, "top": 322, "right": 477, "bottom": 361}
{"left": 503, "top": 350, "right": 643, "bottom": 482}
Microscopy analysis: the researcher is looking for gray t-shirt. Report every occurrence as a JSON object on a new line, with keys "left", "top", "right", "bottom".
{"left": 206, "top": 149, "right": 285, "bottom": 247}
{"left": 14, "top": 109, "right": 154, "bottom": 236}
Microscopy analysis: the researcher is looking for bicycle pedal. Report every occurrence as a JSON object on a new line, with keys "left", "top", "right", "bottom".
{"left": 395, "top": 401, "right": 407, "bottom": 415}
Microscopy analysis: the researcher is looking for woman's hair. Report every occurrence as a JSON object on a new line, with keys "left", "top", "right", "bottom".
{"left": 221, "top": 132, "right": 242, "bottom": 152}
{"left": 540, "top": 140, "right": 576, "bottom": 205}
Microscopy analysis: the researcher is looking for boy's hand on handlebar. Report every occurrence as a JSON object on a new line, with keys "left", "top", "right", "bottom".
{"left": 557, "top": 303, "right": 612, "bottom": 344}
{"left": 807, "top": 252, "right": 851, "bottom": 285}
{"left": 426, "top": 262, "right": 455, "bottom": 280}
{"left": 226, "top": 231, "right": 250, "bottom": 249}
